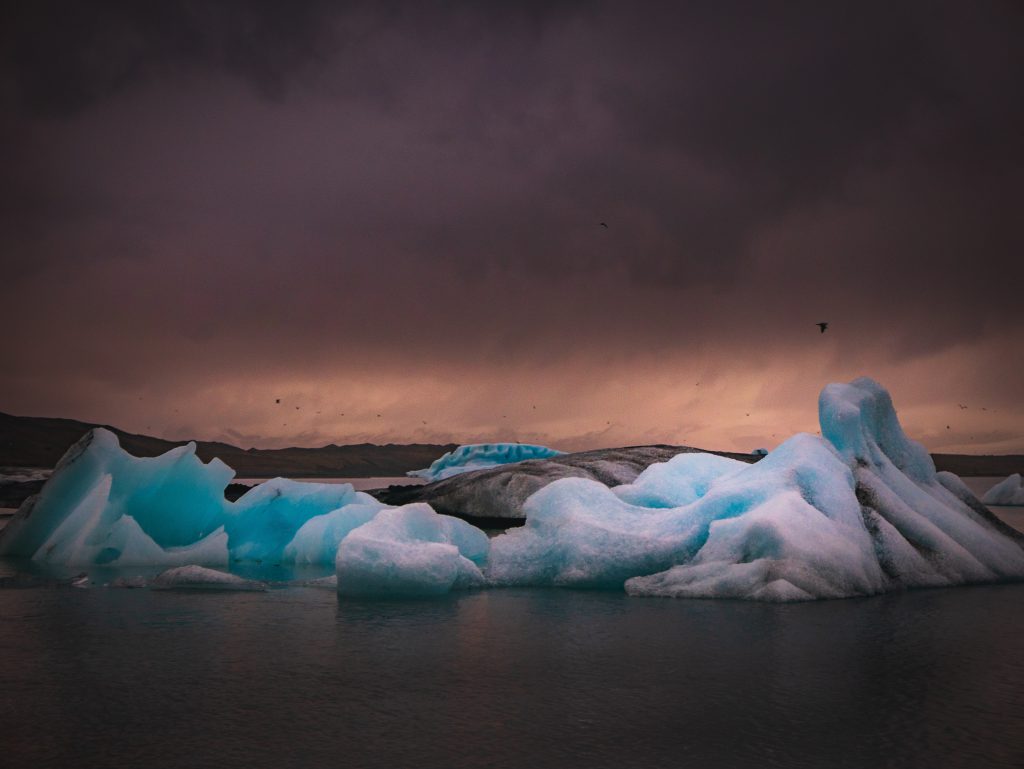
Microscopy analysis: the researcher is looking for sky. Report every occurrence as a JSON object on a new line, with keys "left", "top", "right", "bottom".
{"left": 1, "top": 1, "right": 1022, "bottom": 454}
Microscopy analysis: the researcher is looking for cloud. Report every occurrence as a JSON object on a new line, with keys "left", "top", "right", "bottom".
{"left": 1, "top": 1, "right": 1022, "bottom": 450}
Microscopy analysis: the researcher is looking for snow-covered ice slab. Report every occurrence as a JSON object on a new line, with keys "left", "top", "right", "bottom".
{"left": 983, "top": 474, "right": 1024, "bottom": 506}
{"left": 151, "top": 565, "right": 267, "bottom": 591}
{"left": 336, "top": 504, "right": 488, "bottom": 596}
{"left": 407, "top": 443, "right": 563, "bottom": 481}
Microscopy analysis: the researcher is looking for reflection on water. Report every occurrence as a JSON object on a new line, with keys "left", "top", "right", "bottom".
{"left": 1, "top": 583, "right": 1023, "bottom": 769}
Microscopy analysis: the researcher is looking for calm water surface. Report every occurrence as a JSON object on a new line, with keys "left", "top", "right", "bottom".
{"left": 2, "top": 580, "right": 1023, "bottom": 769}
{"left": 2, "top": 474, "right": 1022, "bottom": 768}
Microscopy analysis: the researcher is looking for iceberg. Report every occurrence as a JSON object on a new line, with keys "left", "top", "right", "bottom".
{"left": 490, "top": 378, "right": 1024, "bottom": 599}
{"left": 335, "top": 504, "right": 488, "bottom": 596}
{"left": 382, "top": 445, "right": 708, "bottom": 520}
{"left": 982, "top": 474, "right": 1024, "bottom": 506}
{"left": 0, "top": 428, "right": 388, "bottom": 566}
{"left": 407, "top": 443, "right": 564, "bottom": 482}
{"left": 2, "top": 377, "right": 1020, "bottom": 602}
{"left": 224, "top": 477, "right": 383, "bottom": 563}
{"left": 0, "top": 429, "right": 234, "bottom": 567}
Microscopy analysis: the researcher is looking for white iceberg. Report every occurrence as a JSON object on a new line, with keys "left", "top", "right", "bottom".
{"left": 489, "top": 378, "right": 1024, "bottom": 599}
{"left": 335, "top": 503, "right": 488, "bottom": 596}
{"left": 407, "top": 443, "right": 564, "bottom": 482}
{"left": 982, "top": 474, "right": 1024, "bottom": 506}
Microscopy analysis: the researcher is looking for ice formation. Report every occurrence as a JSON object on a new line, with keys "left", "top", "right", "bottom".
{"left": 0, "top": 429, "right": 490, "bottom": 597}
{"left": 489, "top": 378, "right": 1024, "bottom": 599}
{"left": 407, "top": 443, "right": 564, "bottom": 482}
{"left": 384, "top": 445, "right": 697, "bottom": 519}
{"left": 151, "top": 565, "right": 267, "bottom": 591}
{"left": 982, "top": 474, "right": 1024, "bottom": 506}
{"left": 2, "top": 377, "right": 1021, "bottom": 601}
{"left": 336, "top": 504, "right": 488, "bottom": 596}
{"left": 0, "top": 428, "right": 388, "bottom": 567}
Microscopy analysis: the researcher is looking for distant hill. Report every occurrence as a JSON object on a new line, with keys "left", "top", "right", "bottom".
{"left": 0, "top": 412, "right": 457, "bottom": 478}
{"left": 0, "top": 411, "right": 1020, "bottom": 479}
{"left": 931, "top": 453, "right": 1024, "bottom": 478}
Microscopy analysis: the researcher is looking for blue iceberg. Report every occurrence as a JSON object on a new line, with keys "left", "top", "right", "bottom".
{"left": 407, "top": 442, "right": 564, "bottom": 481}
{"left": 0, "top": 428, "right": 387, "bottom": 567}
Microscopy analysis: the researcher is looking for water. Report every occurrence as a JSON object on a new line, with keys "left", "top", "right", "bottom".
{"left": 3, "top": 474, "right": 1023, "bottom": 768}
{"left": 1, "top": 583, "right": 1023, "bottom": 769}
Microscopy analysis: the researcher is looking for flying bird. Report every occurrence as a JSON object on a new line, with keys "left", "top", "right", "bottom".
{"left": 816, "top": 322, "right": 829, "bottom": 334}
{"left": 275, "top": 399, "right": 280, "bottom": 404}
{"left": 599, "top": 222, "right": 608, "bottom": 229}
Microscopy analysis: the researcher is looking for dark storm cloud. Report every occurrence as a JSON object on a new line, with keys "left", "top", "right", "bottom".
{"left": 3, "top": 0, "right": 342, "bottom": 115}
{"left": 1, "top": 1, "right": 1022, "bottom": 447}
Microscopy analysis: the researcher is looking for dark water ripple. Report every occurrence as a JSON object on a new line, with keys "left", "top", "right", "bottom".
{"left": 1, "top": 585, "right": 1023, "bottom": 769}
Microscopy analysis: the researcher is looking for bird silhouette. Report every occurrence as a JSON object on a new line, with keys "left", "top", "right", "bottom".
{"left": 599, "top": 222, "right": 608, "bottom": 229}
{"left": 816, "top": 322, "right": 829, "bottom": 334}
{"left": 275, "top": 399, "right": 280, "bottom": 404}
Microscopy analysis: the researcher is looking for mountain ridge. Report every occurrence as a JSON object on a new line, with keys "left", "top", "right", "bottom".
{"left": 0, "top": 411, "right": 456, "bottom": 478}
{"left": 1, "top": 411, "right": 1021, "bottom": 479}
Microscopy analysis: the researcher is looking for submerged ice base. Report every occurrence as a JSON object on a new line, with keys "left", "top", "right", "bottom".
{"left": 1, "top": 377, "right": 1021, "bottom": 601}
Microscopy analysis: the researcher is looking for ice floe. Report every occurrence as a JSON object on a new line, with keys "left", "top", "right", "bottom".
{"left": 982, "top": 474, "right": 1024, "bottom": 506}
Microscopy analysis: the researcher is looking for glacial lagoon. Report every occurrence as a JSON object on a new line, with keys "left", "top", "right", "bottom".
{"left": 2, "top": 578, "right": 1023, "bottom": 769}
